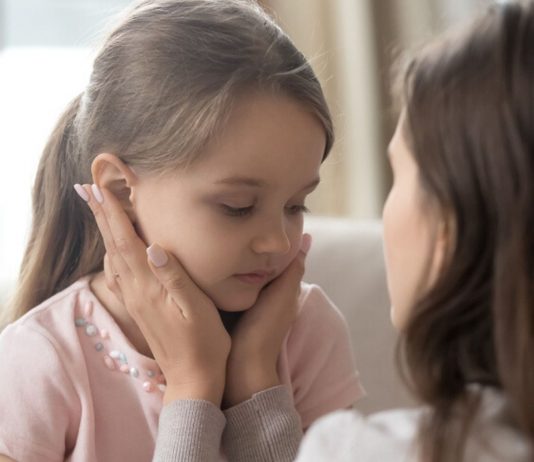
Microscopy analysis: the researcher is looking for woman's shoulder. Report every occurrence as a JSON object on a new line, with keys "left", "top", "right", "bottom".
{"left": 465, "top": 386, "right": 532, "bottom": 461}
{"left": 296, "top": 407, "right": 421, "bottom": 461}
{"left": 296, "top": 388, "right": 532, "bottom": 462}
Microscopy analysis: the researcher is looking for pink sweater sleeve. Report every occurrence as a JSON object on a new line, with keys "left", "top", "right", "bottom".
{"left": 0, "top": 323, "right": 79, "bottom": 462}
{"left": 286, "top": 284, "right": 365, "bottom": 429}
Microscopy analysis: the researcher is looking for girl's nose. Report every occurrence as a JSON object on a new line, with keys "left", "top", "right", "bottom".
{"left": 250, "top": 220, "right": 291, "bottom": 255}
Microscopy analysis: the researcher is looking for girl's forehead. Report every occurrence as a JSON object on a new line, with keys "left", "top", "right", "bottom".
{"left": 158, "top": 156, "right": 321, "bottom": 195}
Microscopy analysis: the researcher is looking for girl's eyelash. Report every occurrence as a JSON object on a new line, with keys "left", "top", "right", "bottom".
{"left": 222, "top": 205, "right": 254, "bottom": 217}
{"left": 221, "top": 204, "right": 311, "bottom": 217}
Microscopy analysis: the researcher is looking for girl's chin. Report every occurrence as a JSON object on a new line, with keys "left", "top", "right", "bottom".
{"left": 212, "top": 291, "right": 260, "bottom": 313}
{"left": 202, "top": 278, "right": 270, "bottom": 312}
{"left": 215, "top": 298, "right": 256, "bottom": 312}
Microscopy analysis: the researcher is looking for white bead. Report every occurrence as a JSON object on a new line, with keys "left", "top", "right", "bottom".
{"left": 83, "top": 301, "right": 93, "bottom": 317}
{"left": 143, "top": 381, "right": 155, "bottom": 392}
{"left": 85, "top": 325, "right": 98, "bottom": 336}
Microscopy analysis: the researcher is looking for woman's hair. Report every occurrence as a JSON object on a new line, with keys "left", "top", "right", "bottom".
{"left": 398, "top": 1, "right": 534, "bottom": 460}
{"left": 4, "top": 0, "right": 333, "bottom": 326}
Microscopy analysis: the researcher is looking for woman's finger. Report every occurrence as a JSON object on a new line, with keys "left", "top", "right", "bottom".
{"left": 146, "top": 243, "right": 215, "bottom": 320}
{"left": 239, "top": 233, "right": 311, "bottom": 336}
{"left": 261, "top": 233, "right": 311, "bottom": 300}
{"left": 75, "top": 183, "right": 150, "bottom": 283}
{"left": 103, "top": 253, "right": 124, "bottom": 304}
{"left": 75, "top": 183, "right": 131, "bottom": 278}
{"left": 89, "top": 183, "right": 148, "bottom": 278}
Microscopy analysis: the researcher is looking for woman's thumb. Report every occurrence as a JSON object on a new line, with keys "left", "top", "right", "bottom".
{"left": 300, "top": 233, "right": 312, "bottom": 256}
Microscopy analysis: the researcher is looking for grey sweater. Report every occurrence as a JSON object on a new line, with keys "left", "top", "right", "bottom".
{"left": 153, "top": 385, "right": 531, "bottom": 462}
{"left": 153, "top": 386, "right": 301, "bottom": 462}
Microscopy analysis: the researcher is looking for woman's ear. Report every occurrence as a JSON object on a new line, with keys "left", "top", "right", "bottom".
{"left": 91, "top": 153, "right": 139, "bottom": 222}
{"left": 430, "top": 211, "right": 455, "bottom": 283}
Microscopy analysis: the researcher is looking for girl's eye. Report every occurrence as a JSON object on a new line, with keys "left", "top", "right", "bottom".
{"left": 221, "top": 205, "right": 254, "bottom": 217}
{"left": 287, "top": 205, "right": 311, "bottom": 215}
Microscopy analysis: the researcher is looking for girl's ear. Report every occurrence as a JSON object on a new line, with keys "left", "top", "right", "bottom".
{"left": 91, "top": 153, "right": 139, "bottom": 222}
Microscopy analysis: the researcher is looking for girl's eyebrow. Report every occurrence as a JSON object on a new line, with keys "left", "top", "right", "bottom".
{"left": 215, "top": 176, "right": 266, "bottom": 187}
{"left": 215, "top": 176, "right": 321, "bottom": 191}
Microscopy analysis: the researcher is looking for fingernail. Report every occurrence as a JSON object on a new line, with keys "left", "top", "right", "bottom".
{"left": 91, "top": 184, "right": 104, "bottom": 204}
{"left": 300, "top": 233, "right": 312, "bottom": 255}
{"left": 73, "top": 184, "right": 89, "bottom": 202}
{"left": 147, "top": 243, "right": 168, "bottom": 267}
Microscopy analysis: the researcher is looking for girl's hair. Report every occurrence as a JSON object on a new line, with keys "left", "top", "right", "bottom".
{"left": 398, "top": 1, "right": 534, "bottom": 460}
{"left": 5, "top": 0, "right": 333, "bottom": 326}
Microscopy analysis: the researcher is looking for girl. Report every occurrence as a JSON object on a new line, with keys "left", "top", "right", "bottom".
{"left": 0, "top": 1, "right": 364, "bottom": 461}
{"left": 112, "top": 0, "right": 534, "bottom": 461}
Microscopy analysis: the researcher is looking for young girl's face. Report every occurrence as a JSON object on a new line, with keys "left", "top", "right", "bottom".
{"left": 132, "top": 92, "right": 326, "bottom": 312}
{"left": 382, "top": 117, "right": 446, "bottom": 329}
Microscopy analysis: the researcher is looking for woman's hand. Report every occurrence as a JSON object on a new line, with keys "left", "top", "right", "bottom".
{"left": 223, "top": 235, "right": 311, "bottom": 407}
{"left": 75, "top": 183, "right": 231, "bottom": 406}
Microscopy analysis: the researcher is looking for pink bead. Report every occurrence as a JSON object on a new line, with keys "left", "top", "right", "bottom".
{"left": 120, "top": 364, "right": 130, "bottom": 373}
{"left": 104, "top": 355, "right": 116, "bottom": 371}
{"left": 100, "top": 329, "right": 109, "bottom": 339}
{"left": 83, "top": 301, "right": 93, "bottom": 317}
{"left": 143, "top": 381, "right": 155, "bottom": 393}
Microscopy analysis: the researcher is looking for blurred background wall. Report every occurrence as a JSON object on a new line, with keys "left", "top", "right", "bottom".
{"left": 262, "top": 0, "right": 496, "bottom": 219}
{"left": 0, "top": 0, "right": 499, "bottom": 304}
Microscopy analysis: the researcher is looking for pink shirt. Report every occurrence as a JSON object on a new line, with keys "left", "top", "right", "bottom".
{"left": 0, "top": 275, "right": 364, "bottom": 461}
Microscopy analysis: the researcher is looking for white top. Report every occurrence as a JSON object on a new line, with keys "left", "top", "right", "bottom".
{"left": 297, "top": 387, "right": 531, "bottom": 461}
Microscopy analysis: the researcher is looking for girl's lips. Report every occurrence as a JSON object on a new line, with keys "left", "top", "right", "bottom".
{"left": 234, "top": 272, "right": 272, "bottom": 285}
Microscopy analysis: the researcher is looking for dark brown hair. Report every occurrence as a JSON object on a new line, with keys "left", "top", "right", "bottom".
{"left": 399, "top": 1, "right": 534, "bottom": 460}
{"left": 4, "top": 0, "right": 333, "bottom": 326}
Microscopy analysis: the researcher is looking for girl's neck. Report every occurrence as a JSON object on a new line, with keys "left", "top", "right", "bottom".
{"left": 218, "top": 310, "right": 243, "bottom": 335}
{"left": 89, "top": 271, "right": 153, "bottom": 358}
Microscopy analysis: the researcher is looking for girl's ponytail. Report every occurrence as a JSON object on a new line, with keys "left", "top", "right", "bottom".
{"left": 4, "top": 94, "right": 104, "bottom": 326}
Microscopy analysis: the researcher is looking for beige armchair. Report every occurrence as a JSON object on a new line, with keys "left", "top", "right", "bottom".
{"left": 303, "top": 217, "right": 414, "bottom": 415}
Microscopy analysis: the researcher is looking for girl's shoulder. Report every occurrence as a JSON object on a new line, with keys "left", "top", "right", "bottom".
{"left": 0, "top": 277, "right": 95, "bottom": 460}
{"left": 0, "top": 275, "right": 94, "bottom": 359}
{"left": 285, "top": 283, "right": 365, "bottom": 428}
{"left": 8, "top": 275, "right": 93, "bottom": 329}
{"left": 296, "top": 282, "right": 349, "bottom": 333}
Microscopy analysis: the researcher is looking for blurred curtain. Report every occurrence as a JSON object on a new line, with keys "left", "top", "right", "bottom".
{"left": 263, "top": 0, "right": 492, "bottom": 219}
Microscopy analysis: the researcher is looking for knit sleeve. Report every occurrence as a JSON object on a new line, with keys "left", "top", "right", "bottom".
{"left": 153, "top": 399, "right": 226, "bottom": 462}
{"left": 222, "top": 385, "right": 302, "bottom": 462}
